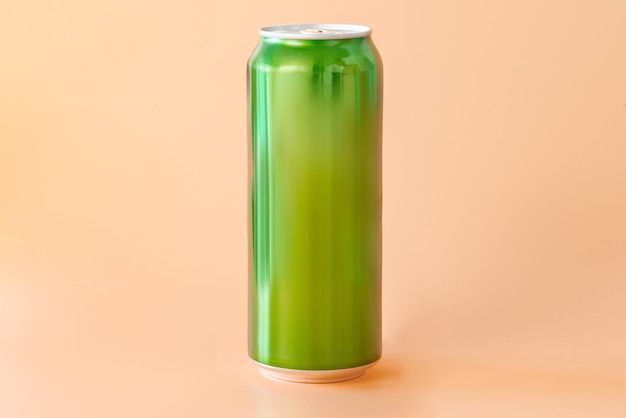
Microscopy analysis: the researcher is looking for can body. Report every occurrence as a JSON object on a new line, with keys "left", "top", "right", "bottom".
{"left": 248, "top": 25, "right": 382, "bottom": 381}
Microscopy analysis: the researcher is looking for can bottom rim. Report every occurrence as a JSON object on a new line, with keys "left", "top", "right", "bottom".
{"left": 251, "top": 359, "right": 378, "bottom": 383}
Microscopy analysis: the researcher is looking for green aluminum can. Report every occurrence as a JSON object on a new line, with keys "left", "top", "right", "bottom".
{"left": 248, "top": 24, "right": 382, "bottom": 383}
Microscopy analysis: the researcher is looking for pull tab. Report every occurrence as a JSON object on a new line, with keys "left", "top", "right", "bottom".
{"left": 300, "top": 28, "right": 348, "bottom": 35}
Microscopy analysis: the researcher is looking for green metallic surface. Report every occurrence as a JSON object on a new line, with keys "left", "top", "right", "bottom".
{"left": 248, "top": 35, "right": 382, "bottom": 370}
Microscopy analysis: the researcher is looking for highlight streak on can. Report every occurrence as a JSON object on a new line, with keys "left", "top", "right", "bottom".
{"left": 248, "top": 24, "right": 383, "bottom": 383}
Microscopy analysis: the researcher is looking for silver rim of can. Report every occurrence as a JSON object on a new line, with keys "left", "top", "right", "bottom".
{"left": 259, "top": 24, "right": 372, "bottom": 40}
{"left": 252, "top": 359, "right": 378, "bottom": 383}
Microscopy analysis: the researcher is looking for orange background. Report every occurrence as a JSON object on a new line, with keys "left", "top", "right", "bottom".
{"left": 1, "top": 0, "right": 625, "bottom": 417}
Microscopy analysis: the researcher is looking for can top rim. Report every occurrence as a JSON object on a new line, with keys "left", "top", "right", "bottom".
{"left": 259, "top": 24, "right": 372, "bottom": 40}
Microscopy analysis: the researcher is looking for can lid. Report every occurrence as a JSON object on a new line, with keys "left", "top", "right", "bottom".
{"left": 259, "top": 24, "right": 372, "bottom": 40}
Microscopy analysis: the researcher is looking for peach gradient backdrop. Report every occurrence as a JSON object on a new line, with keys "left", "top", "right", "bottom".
{"left": 1, "top": 1, "right": 625, "bottom": 417}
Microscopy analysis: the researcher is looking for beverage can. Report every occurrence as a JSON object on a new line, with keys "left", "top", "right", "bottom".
{"left": 248, "top": 23, "right": 383, "bottom": 383}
